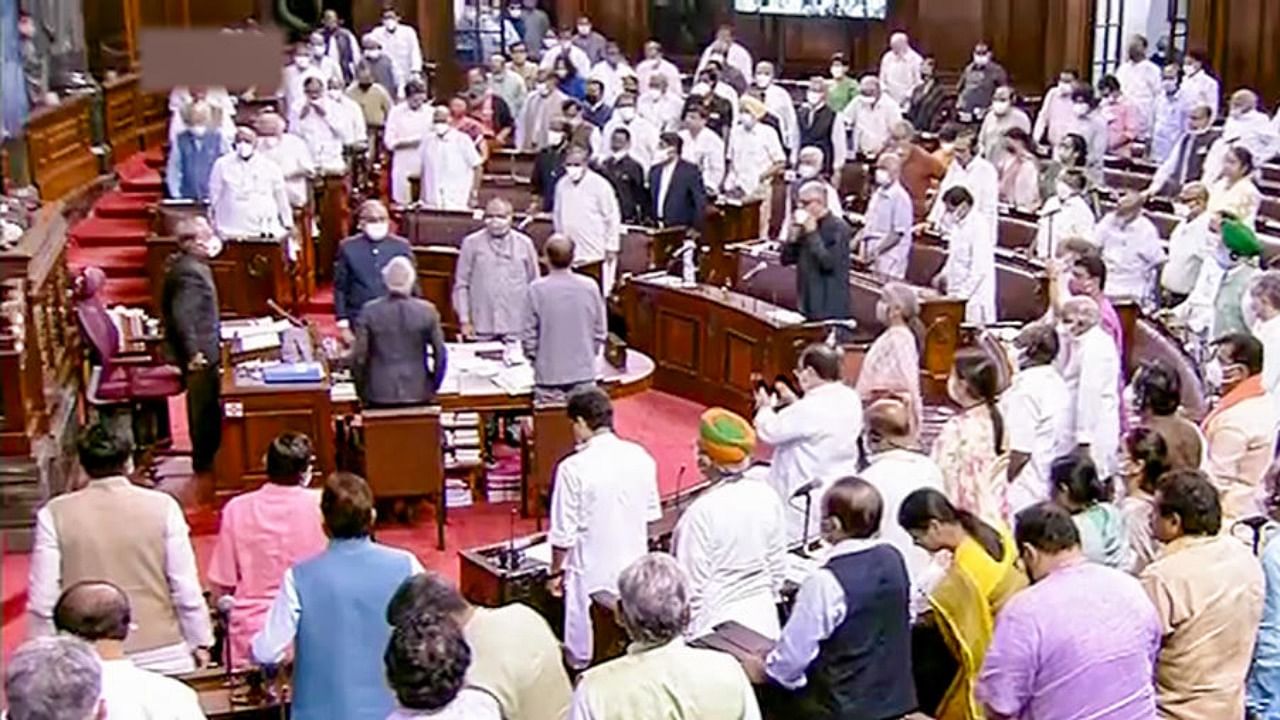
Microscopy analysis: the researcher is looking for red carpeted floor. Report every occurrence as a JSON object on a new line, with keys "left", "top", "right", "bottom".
{"left": 3, "top": 153, "right": 710, "bottom": 660}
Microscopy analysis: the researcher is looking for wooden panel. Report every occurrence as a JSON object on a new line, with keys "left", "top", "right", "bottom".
{"left": 103, "top": 74, "right": 142, "bottom": 161}
{"left": 148, "top": 235, "right": 291, "bottom": 319}
{"left": 215, "top": 382, "right": 335, "bottom": 499}
{"left": 364, "top": 409, "right": 444, "bottom": 499}
{"left": 656, "top": 310, "right": 700, "bottom": 377}
{"left": 26, "top": 96, "right": 100, "bottom": 203}
{"left": 139, "top": 91, "right": 170, "bottom": 149}
{"left": 415, "top": 247, "right": 461, "bottom": 338}
{"left": 1188, "top": 0, "right": 1280, "bottom": 107}
{"left": 721, "top": 330, "right": 758, "bottom": 397}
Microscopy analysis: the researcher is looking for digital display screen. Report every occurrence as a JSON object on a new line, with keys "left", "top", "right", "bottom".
{"left": 734, "top": 0, "right": 888, "bottom": 18}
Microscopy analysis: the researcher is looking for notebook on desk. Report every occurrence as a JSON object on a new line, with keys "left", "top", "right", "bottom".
{"left": 691, "top": 621, "right": 776, "bottom": 662}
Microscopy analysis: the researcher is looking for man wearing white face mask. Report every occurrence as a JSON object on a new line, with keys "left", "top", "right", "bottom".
{"left": 1177, "top": 51, "right": 1221, "bottom": 122}
{"left": 518, "top": 70, "right": 568, "bottom": 151}
{"left": 1146, "top": 104, "right": 1220, "bottom": 197}
{"left": 844, "top": 75, "right": 902, "bottom": 158}
{"left": 927, "top": 131, "right": 998, "bottom": 242}
{"left": 1065, "top": 85, "right": 1109, "bottom": 175}
{"left": 753, "top": 61, "right": 799, "bottom": 155}
{"left": 207, "top": 126, "right": 294, "bottom": 239}
{"left": 636, "top": 74, "right": 684, "bottom": 134}
{"left": 1150, "top": 64, "right": 1190, "bottom": 164}
{"left": 306, "top": 31, "right": 344, "bottom": 86}
{"left": 977, "top": 85, "right": 1030, "bottom": 165}
{"left": 599, "top": 94, "right": 660, "bottom": 168}
{"left": 796, "top": 77, "right": 848, "bottom": 176}
{"left": 696, "top": 25, "right": 753, "bottom": 85}
{"left": 1169, "top": 215, "right": 1262, "bottom": 347}
{"left": 326, "top": 77, "right": 366, "bottom": 145}
{"left": 726, "top": 104, "right": 785, "bottom": 238}
{"left": 679, "top": 106, "right": 726, "bottom": 194}
{"left": 454, "top": 198, "right": 540, "bottom": 342}
{"left": 254, "top": 112, "right": 315, "bottom": 210}
{"left": 878, "top": 32, "right": 923, "bottom": 108}
{"left": 1096, "top": 192, "right": 1165, "bottom": 305}
{"left": 553, "top": 146, "right": 622, "bottom": 292}
{"left": 334, "top": 200, "right": 415, "bottom": 337}
{"left": 1034, "top": 168, "right": 1096, "bottom": 259}
{"left": 778, "top": 146, "right": 842, "bottom": 242}
{"left": 635, "top": 41, "right": 683, "bottom": 103}
{"left": 1247, "top": 272, "right": 1280, "bottom": 417}
{"left": 1202, "top": 332, "right": 1277, "bottom": 522}
{"left": 419, "top": 105, "right": 483, "bottom": 210}
{"left": 166, "top": 102, "right": 227, "bottom": 201}
{"left": 1057, "top": 295, "right": 1122, "bottom": 481}
{"left": 282, "top": 42, "right": 329, "bottom": 120}
{"left": 931, "top": 186, "right": 995, "bottom": 324}
{"left": 384, "top": 81, "right": 433, "bottom": 204}
{"left": 827, "top": 53, "right": 858, "bottom": 113}
{"left": 1203, "top": 89, "right": 1280, "bottom": 183}
{"left": 1115, "top": 35, "right": 1161, "bottom": 138}
{"left": 290, "top": 77, "right": 346, "bottom": 173}
{"left": 956, "top": 43, "right": 1008, "bottom": 121}
{"left": 1033, "top": 69, "right": 1082, "bottom": 149}
{"left": 365, "top": 7, "right": 423, "bottom": 94}
{"left": 857, "top": 153, "right": 913, "bottom": 279}
{"left": 1159, "top": 182, "right": 1213, "bottom": 305}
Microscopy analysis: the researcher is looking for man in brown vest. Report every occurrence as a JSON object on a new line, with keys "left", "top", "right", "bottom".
{"left": 26, "top": 422, "right": 214, "bottom": 675}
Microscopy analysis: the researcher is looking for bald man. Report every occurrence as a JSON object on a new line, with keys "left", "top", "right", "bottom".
{"left": 54, "top": 581, "right": 206, "bottom": 719}
{"left": 334, "top": 200, "right": 416, "bottom": 338}
{"left": 1203, "top": 89, "right": 1280, "bottom": 183}
{"left": 207, "top": 125, "right": 294, "bottom": 239}
{"left": 879, "top": 31, "right": 924, "bottom": 107}
{"left": 858, "top": 398, "right": 944, "bottom": 613}
{"left": 521, "top": 235, "right": 606, "bottom": 404}
{"left": 351, "top": 256, "right": 447, "bottom": 407}
{"left": 752, "top": 477, "right": 915, "bottom": 719}
{"left": 857, "top": 153, "right": 913, "bottom": 278}
{"left": 454, "top": 198, "right": 540, "bottom": 341}
{"left": 844, "top": 75, "right": 902, "bottom": 157}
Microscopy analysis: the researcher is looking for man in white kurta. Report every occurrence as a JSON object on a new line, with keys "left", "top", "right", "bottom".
{"left": 674, "top": 409, "right": 786, "bottom": 641}
{"left": 878, "top": 32, "right": 924, "bottom": 108}
{"left": 754, "top": 344, "right": 863, "bottom": 545}
{"left": 844, "top": 75, "right": 903, "bottom": 157}
{"left": 679, "top": 109, "right": 726, "bottom": 194}
{"left": 696, "top": 27, "right": 753, "bottom": 82}
{"left": 599, "top": 98, "right": 660, "bottom": 169}
{"left": 281, "top": 53, "right": 329, "bottom": 121}
{"left": 383, "top": 85, "right": 433, "bottom": 204}
{"left": 935, "top": 186, "right": 996, "bottom": 324}
{"left": 365, "top": 8, "right": 423, "bottom": 94}
{"left": 553, "top": 147, "right": 622, "bottom": 292}
{"left": 1096, "top": 199, "right": 1165, "bottom": 303}
{"left": 753, "top": 62, "right": 799, "bottom": 153}
{"left": 419, "top": 106, "right": 482, "bottom": 210}
{"left": 518, "top": 74, "right": 568, "bottom": 151}
{"left": 255, "top": 113, "right": 315, "bottom": 210}
{"left": 635, "top": 42, "right": 684, "bottom": 101}
{"left": 588, "top": 44, "right": 634, "bottom": 106}
{"left": 1204, "top": 91, "right": 1280, "bottom": 182}
{"left": 326, "top": 78, "right": 367, "bottom": 145}
{"left": 168, "top": 86, "right": 236, "bottom": 142}
{"left": 1034, "top": 170, "right": 1096, "bottom": 259}
{"left": 726, "top": 113, "right": 785, "bottom": 200}
{"left": 548, "top": 390, "right": 660, "bottom": 669}
{"left": 637, "top": 74, "right": 685, "bottom": 134}
{"left": 927, "top": 134, "right": 998, "bottom": 242}
{"left": 1115, "top": 36, "right": 1162, "bottom": 138}
{"left": 1177, "top": 54, "right": 1220, "bottom": 122}
{"left": 1058, "top": 296, "right": 1122, "bottom": 480}
{"left": 1002, "top": 324, "right": 1073, "bottom": 514}
{"left": 207, "top": 128, "right": 294, "bottom": 239}
{"left": 289, "top": 77, "right": 346, "bottom": 173}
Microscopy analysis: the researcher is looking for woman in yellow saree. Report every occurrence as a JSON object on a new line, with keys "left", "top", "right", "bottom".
{"left": 898, "top": 487, "right": 1027, "bottom": 720}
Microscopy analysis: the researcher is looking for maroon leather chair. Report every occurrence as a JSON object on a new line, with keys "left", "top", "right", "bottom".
{"left": 75, "top": 267, "right": 183, "bottom": 458}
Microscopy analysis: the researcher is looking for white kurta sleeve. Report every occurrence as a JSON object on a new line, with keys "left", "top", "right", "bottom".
{"left": 26, "top": 506, "right": 60, "bottom": 636}
{"left": 1075, "top": 342, "right": 1108, "bottom": 445}
{"left": 548, "top": 465, "right": 582, "bottom": 549}
{"left": 600, "top": 180, "right": 622, "bottom": 253}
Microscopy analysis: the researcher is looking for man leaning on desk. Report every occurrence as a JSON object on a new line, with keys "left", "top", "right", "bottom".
{"left": 351, "top": 256, "right": 448, "bottom": 408}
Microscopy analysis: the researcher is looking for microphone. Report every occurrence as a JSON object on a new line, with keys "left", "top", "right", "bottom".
{"left": 674, "top": 464, "right": 687, "bottom": 517}
{"left": 216, "top": 595, "right": 234, "bottom": 678}
{"left": 741, "top": 260, "right": 768, "bottom": 284}
{"left": 500, "top": 506, "right": 523, "bottom": 571}
{"left": 790, "top": 477, "right": 822, "bottom": 500}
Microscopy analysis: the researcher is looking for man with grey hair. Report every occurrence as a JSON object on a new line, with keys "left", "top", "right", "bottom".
{"left": 1249, "top": 270, "right": 1280, "bottom": 415}
{"left": 752, "top": 60, "right": 799, "bottom": 154}
{"left": 879, "top": 31, "right": 923, "bottom": 107}
{"left": 1204, "top": 88, "right": 1280, "bottom": 182}
{"left": 5, "top": 636, "right": 105, "bottom": 720}
{"left": 1059, "top": 295, "right": 1121, "bottom": 480}
{"left": 207, "top": 125, "right": 294, "bottom": 239}
{"left": 568, "top": 553, "right": 761, "bottom": 719}
{"left": 553, "top": 145, "right": 621, "bottom": 292}
{"left": 843, "top": 75, "right": 902, "bottom": 157}
{"left": 782, "top": 180, "right": 852, "bottom": 324}
{"left": 454, "top": 197, "right": 540, "bottom": 341}
{"left": 351, "top": 255, "right": 447, "bottom": 407}
{"left": 797, "top": 77, "right": 847, "bottom": 177}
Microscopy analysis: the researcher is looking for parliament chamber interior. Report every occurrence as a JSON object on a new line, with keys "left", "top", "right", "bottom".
{"left": 2, "top": 0, "right": 1280, "bottom": 717}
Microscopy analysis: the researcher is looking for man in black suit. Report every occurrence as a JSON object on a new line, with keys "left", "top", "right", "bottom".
{"left": 782, "top": 180, "right": 852, "bottom": 325}
{"left": 601, "top": 127, "right": 648, "bottom": 224}
{"left": 161, "top": 217, "right": 222, "bottom": 486}
{"left": 351, "top": 256, "right": 448, "bottom": 408}
{"left": 334, "top": 199, "right": 415, "bottom": 342}
{"left": 649, "top": 132, "right": 706, "bottom": 231}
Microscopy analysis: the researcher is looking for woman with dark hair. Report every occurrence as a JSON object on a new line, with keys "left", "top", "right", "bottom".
{"left": 1208, "top": 145, "right": 1263, "bottom": 227}
{"left": 1038, "top": 131, "right": 1088, "bottom": 201}
{"left": 898, "top": 488, "right": 1025, "bottom": 720}
{"left": 1121, "top": 427, "right": 1170, "bottom": 573}
{"left": 997, "top": 126, "right": 1041, "bottom": 212}
{"left": 856, "top": 282, "right": 925, "bottom": 431}
{"left": 1131, "top": 359, "right": 1203, "bottom": 470}
{"left": 552, "top": 54, "right": 586, "bottom": 100}
{"left": 1050, "top": 452, "right": 1133, "bottom": 570}
{"left": 931, "top": 349, "right": 1006, "bottom": 523}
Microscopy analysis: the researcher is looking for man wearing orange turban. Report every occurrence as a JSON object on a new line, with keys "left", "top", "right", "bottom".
{"left": 675, "top": 408, "right": 787, "bottom": 641}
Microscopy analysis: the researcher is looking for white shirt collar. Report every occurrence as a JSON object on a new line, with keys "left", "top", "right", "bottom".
{"left": 827, "top": 537, "right": 888, "bottom": 559}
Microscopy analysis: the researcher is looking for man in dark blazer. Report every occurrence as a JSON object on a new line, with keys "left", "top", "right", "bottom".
{"left": 601, "top": 126, "right": 649, "bottom": 224}
{"left": 161, "top": 217, "right": 222, "bottom": 484}
{"left": 649, "top": 132, "right": 706, "bottom": 231}
{"left": 333, "top": 199, "right": 415, "bottom": 340}
{"left": 781, "top": 180, "right": 852, "bottom": 324}
{"left": 351, "top": 256, "right": 448, "bottom": 408}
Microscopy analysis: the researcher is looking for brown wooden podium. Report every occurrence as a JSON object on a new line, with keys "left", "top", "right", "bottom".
{"left": 147, "top": 235, "right": 294, "bottom": 319}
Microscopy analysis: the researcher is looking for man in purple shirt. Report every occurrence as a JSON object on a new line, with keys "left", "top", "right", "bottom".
{"left": 977, "top": 502, "right": 1160, "bottom": 719}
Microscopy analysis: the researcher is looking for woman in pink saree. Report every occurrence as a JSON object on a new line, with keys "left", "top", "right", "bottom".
{"left": 857, "top": 282, "right": 925, "bottom": 430}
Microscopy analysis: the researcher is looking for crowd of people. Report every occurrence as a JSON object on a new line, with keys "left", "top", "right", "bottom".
{"left": 13, "top": 2, "right": 1280, "bottom": 720}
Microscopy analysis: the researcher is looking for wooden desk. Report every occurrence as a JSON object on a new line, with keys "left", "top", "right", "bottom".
{"left": 147, "top": 235, "right": 294, "bottom": 319}
{"left": 728, "top": 244, "right": 966, "bottom": 401}
{"left": 313, "top": 173, "right": 351, "bottom": 284}
{"left": 102, "top": 74, "right": 142, "bottom": 162}
{"left": 180, "top": 668, "right": 287, "bottom": 719}
{"left": 622, "top": 276, "right": 825, "bottom": 416}
{"left": 908, "top": 234, "right": 1050, "bottom": 323}
{"left": 213, "top": 372, "right": 336, "bottom": 503}
{"left": 702, "top": 199, "right": 763, "bottom": 285}
{"left": 26, "top": 93, "right": 100, "bottom": 202}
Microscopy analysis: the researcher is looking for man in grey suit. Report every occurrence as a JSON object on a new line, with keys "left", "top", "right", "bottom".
{"left": 351, "top": 256, "right": 448, "bottom": 407}
{"left": 161, "top": 217, "right": 222, "bottom": 487}
{"left": 522, "top": 234, "right": 606, "bottom": 405}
